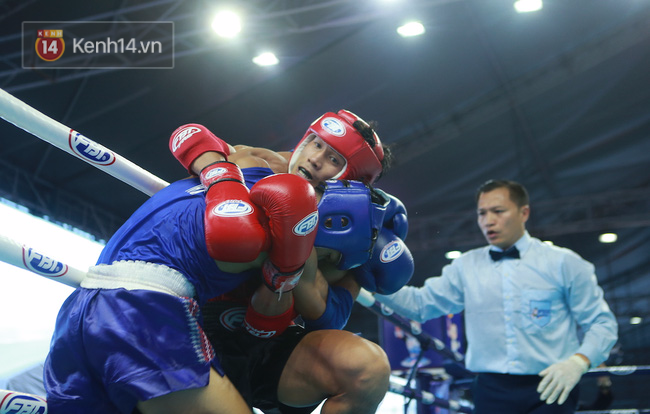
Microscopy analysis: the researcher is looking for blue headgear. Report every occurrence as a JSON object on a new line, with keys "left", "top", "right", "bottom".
{"left": 315, "top": 180, "right": 389, "bottom": 270}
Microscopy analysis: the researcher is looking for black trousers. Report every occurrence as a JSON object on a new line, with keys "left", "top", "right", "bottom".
{"left": 472, "top": 373, "right": 580, "bottom": 414}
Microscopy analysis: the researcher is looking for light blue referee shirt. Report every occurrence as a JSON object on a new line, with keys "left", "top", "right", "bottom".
{"left": 375, "top": 231, "right": 618, "bottom": 375}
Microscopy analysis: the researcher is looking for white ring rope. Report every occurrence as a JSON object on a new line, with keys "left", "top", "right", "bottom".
{"left": 0, "top": 87, "right": 169, "bottom": 197}
{"left": 577, "top": 411, "right": 650, "bottom": 414}
{"left": 0, "top": 233, "right": 86, "bottom": 288}
{"left": 584, "top": 365, "right": 650, "bottom": 376}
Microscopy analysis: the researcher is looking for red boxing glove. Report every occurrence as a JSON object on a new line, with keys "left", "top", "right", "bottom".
{"left": 250, "top": 174, "right": 318, "bottom": 292}
{"left": 261, "top": 260, "right": 303, "bottom": 293}
{"left": 202, "top": 162, "right": 269, "bottom": 262}
{"left": 243, "top": 299, "right": 298, "bottom": 339}
{"left": 170, "top": 123, "right": 231, "bottom": 174}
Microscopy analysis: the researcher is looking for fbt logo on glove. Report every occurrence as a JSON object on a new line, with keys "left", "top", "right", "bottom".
{"left": 171, "top": 126, "right": 202, "bottom": 153}
{"left": 380, "top": 240, "right": 404, "bottom": 263}
{"left": 293, "top": 211, "right": 319, "bottom": 236}
{"left": 23, "top": 21, "right": 174, "bottom": 69}
{"left": 203, "top": 167, "right": 228, "bottom": 181}
{"left": 213, "top": 200, "right": 254, "bottom": 217}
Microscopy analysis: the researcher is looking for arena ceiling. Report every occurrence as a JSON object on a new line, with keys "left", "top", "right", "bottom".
{"left": 1, "top": 0, "right": 649, "bottom": 406}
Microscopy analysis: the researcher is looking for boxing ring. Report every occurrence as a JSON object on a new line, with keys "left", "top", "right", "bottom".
{"left": 1, "top": 87, "right": 649, "bottom": 413}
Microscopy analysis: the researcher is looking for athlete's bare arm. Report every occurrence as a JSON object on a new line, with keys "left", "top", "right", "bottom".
{"left": 188, "top": 146, "right": 289, "bottom": 175}
{"left": 230, "top": 146, "right": 289, "bottom": 173}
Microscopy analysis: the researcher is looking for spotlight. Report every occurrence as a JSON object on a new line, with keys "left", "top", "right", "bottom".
{"left": 211, "top": 10, "right": 241, "bottom": 38}
{"left": 598, "top": 233, "right": 617, "bottom": 243}
{"left": 397, "top": 21, "right": 425, "bottom": 37}
{"left": 252, "top": 52, "right": 279, "bottom": 66}
{"left": 630, "top": 316, "right": 642, "bottom": 325}
{"left": 445, "top": 250, "right": 461, "bottom": 260}
{"left": 514, "top": 0, "right": 543, "bottom": 13}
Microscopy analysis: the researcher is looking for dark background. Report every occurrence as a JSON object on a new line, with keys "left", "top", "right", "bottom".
{"left": 1, "top": 0, "right": 649, "bottom": 409}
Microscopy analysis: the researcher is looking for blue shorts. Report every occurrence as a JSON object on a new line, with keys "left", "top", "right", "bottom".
{"left": 44, "top": 288, "right": 223, "bottom": 414}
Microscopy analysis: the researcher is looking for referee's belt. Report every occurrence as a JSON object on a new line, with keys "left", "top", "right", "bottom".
{"left": 81, "top": 260, "right": 196, "bottom": 298}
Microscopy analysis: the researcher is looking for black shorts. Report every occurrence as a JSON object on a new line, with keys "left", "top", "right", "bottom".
{"left": 202, "top": 300, "right": 320, "bottom": 414}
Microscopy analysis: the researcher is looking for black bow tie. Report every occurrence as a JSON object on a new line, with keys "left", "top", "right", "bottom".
{"left": 490, "top": 246, "right": 520, "bottom": 261}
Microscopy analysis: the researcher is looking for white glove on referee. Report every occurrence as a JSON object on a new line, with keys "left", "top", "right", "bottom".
{"left": 537, "top": 354, "right": 589, "bottom": 405}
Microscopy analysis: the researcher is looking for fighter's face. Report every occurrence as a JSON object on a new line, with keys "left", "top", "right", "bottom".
{"left": 315, "top": 246, "right": 344, "bottom": 282}
{"left": 477, "top": 187, "right": 529, "bottom": 250}
{"left": 290, "top": 135, "right": 346, "bottom": 187}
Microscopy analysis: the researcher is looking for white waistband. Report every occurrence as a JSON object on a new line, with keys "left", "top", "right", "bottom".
{"left": 80, "top": 260, "right": 196, "bottom": 298}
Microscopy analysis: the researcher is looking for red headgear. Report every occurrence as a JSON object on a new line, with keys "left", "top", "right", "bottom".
{"left": 289, "top": 110, "right": 384, "bottom": 184}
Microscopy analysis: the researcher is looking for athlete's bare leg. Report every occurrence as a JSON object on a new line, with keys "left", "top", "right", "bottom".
{"left": 277, "top": 330, "right": 390, "bottom": 414}
{"left": 137, "top": 368, "right": 252, "bottom": 414}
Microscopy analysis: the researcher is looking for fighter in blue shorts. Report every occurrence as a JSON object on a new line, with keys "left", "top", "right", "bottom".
{"left": 45, "top": 125, "right": 322, "bottom": 414}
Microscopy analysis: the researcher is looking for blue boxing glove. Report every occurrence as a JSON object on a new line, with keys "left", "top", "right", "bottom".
{"left": 353, "top": 226, "right": 414, "bottom": 294}
{"left": 376, "top": 189, "right": 408, "bottom": 240}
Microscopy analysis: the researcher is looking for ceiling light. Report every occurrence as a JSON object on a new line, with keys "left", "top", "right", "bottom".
{"left": 397, "top": 21, "right": 425, "bottom": 37}
{"left": 445, "top": 250, "right": 461, "bottom": 260}
{"left": 630, "top": 316, "right": 642, "bottom": 325}
{"left": 514, "top": 0, "right": 543, "bottom": 13}
{"left": 252, "top": 52, "right": 278, "bottom": 66}
{"left": 598, "top": 233, "right": 618, "bottom": 243}
{"left": 211, "top": 10, "right": 241, "bottom": 38}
